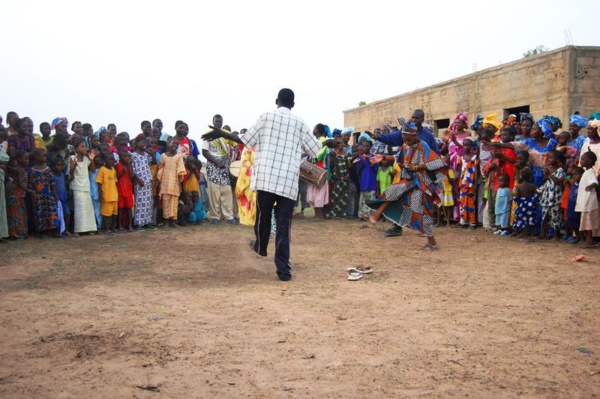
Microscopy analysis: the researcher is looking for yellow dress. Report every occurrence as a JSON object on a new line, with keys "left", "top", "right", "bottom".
{"left": 235, "top": 147, "right": 256, "bottom": 226}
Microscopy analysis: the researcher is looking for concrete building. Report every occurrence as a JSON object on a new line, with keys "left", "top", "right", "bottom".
{"left": 343, "top": 45, "right": 600, "bottom": 137}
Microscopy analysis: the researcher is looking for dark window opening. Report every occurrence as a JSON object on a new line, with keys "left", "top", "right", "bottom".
{"left": 503, "top": 105, "right": 530, "bottom": 120}
{"left": 434, "top": 119, "right": 450, "bottom": 136}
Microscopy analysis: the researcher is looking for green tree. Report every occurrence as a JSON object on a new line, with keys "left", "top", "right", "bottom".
{"left": 358, "top": 101, "right": 367, "bottom": 106}
{"left": 523, "top": 45, "right": 549, "bottom": 58}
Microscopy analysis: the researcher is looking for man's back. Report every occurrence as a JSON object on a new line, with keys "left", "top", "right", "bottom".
{"left": 241, "top": 107, "right": 321, "bottom": 200}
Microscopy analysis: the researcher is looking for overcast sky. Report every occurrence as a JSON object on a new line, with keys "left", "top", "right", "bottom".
{"left": 1, "top": 0, "right": 598, "bottom": 143}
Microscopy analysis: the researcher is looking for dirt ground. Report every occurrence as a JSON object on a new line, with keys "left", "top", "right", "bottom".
{"left": 1, "top": 219, "right": 599, "bottom": 398}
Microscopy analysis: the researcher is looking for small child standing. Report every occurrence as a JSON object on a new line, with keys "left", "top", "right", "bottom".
{"left": 89, "top": 154, "right": 103, "bottom": 229}
{"left": 458, "top": 138, "right": 479, "bottom": 228}
{"left": 29, "top": 148, "right": 60, "bottom": 237}
{"left": 188, "top": 191, "right": 207, "bottom": 225}
{"left": 96, "top": 154, "right": 119, "bottom": 234}
{"left": 116, "top": 151, "right": 135, "bottom": 232}
{"left": 376, "top": 158, "right": 394, "bottom": 197}
{"left": 538, "top": 150, "right": 565, "bottom": 240}
{"left": 512, "top": 167, "right": 538, "bottom": 239}
{"left": 178, "top": 191, "right": 194, "bottom": 226}
{"left": 566, "top": 166, "right": 583, "bottom": 244}
{"left": 439, "top": 156, "right": 455, "bottom": 227}
{"left": 355, "top": 142, "right": 379, "bottom": 220}
{"left": 576, "top": 150, "right": 600, "bottom": 248}
{"left": 158, "top": 137, "right": 187, "bottom": 227}
{"left": 51, "top": 157, "right": 70, "bottom": 236}
{"left": 494, "top": 174, "right": 513, "bottom": 236}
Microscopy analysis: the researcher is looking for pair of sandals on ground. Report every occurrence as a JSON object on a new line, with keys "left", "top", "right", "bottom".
{"left": 347, "top": 266, "right": 372, "bottom": 281}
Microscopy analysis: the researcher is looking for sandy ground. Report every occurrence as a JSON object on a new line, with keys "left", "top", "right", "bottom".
{"left": 0, "top": 219, "right": 599, "bottom": 398}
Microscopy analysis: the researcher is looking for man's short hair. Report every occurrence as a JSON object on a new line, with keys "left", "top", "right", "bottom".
{"left": 277, "top": 88, "right": 295, "bottom": 107}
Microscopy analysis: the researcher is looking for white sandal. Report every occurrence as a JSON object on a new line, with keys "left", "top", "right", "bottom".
{"left": 347, "top": 272, "right": 363, "bottom": 281}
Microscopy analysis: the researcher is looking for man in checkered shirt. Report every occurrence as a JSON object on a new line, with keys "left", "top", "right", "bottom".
{"left": 203, "top": 88, "right": 331, "bottom": 281}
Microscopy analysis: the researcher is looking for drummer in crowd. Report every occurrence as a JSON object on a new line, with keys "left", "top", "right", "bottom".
{"left": 203, "top": 88, "right": 335, "bottom": 281}
{"left": 201, "top": 115, "right": 238, "bottom": 225}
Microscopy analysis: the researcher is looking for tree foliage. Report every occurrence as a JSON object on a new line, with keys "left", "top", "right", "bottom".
{"left": 358, "top": 101, "right": 367, "bottom": 106}
{"left": 523, "top": 45, "right": 550, "bottom": 58}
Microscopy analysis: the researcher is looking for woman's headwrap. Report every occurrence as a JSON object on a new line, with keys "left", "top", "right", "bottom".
{"left": 323, "top": 125, "right": 332, "bottom": 138}
{"left": 341, "top": 126, "right": 354, "bottom": 136}
{"left": 51, "top": 117, "right": 68, "bottom": 130}
{"left": 470, "top": 114, "right": 483, "bottom": 131}
{"left": 537, "top": 115, "right": 562, "bottom": 138}
{"left": 332, "top": 128, "right": 342, "bottom": 137}
{"left": 589, "top": 119, "right": 600, "bottom": 130}
{"left": 400, "top": 121, "right": 418, "bottom": 135}
{"left": 449, "top": 112, "right": 469, "bottom": 133}
{"left": 589, "top": 112, "right": 600, "bottom": 121}
{"left": 482, "top": 113, "right": 503, "bottom": 132}
{"left": 95, "top": 126, "right": 107, "bottom": 138}
{"left": 502, "top": 114, "right": 520, "bottom": 136}
{"left": 570, "top": 114, "right": 588, "bottom": 128}
{"left": 519, "top": 112, "right": 534, "bottom": 125}
{"left": 358, "top": 132, "right": 373, "bottom": 143}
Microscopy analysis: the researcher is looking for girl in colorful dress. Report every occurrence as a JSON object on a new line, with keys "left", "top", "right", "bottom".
{"left": 329, "top": 136, "right": 351, "bottom": 219}
{"left": 68, "top": 140, "right": 98, "bottom": 235}
{"left": 158, "top": 137, "right": 187, "bottom": 227}
{"left": 447, "top": 113, "right": 471, "bottom": 221}
{"left": 512, "top": 167, "right": 538, "bottom": 239}
{"left": 131, "top": 135, "right": 153, "bottom": 229}
{"left": 458, "top": 138, "right": 479, "bottom": 228}
{"left": 28, "top": 148, "right": 59, "bottom": 236}
{"left": 537, "top": 150, "right": 565, "bottom": 240}
{"left": 7, "top": 151, "right": 33, "bottom": 239}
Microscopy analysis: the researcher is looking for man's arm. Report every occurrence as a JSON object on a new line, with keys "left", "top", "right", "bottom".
{"left": 375, "top": 131, "right": 403, "bottom": 146}
{"left": 202, "top": 149, "right": 225, "bottom": 169}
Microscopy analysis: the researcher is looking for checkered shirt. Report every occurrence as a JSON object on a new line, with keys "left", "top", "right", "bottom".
{"left": 241, "top": 107, "right": 321, "bottom": 200}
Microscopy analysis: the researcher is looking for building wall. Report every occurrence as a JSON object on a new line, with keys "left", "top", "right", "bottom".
{"left": 343, "top": 46, "right": 600, "bottom": 136}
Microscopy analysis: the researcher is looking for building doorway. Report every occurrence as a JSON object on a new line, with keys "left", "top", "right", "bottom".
{"left": 503, "top": 105, "right": 530, "bottom": 120}
{"left": 434, "top": 118, "right": 450, "bottom": 137}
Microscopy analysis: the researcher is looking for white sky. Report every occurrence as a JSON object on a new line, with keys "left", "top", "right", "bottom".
{"left": 1, "top": 0, "right": 599, "bottom": 143}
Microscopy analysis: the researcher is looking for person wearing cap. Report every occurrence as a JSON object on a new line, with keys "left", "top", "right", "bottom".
{"left": 367, "top": 121, "right": 446, "bottom": 250}
{"left": 373, "top": 109, "right": 440, "bottom": 237}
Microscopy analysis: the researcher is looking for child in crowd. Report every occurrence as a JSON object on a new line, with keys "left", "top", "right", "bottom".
{"left": 566, "top": 166, "right": 583, "bottom": 244}
{"left": 158, "top": 137, "right": 186, "bottom": 227}
{"left": 576, "top": 150, "right": 599, "bottom": 248}
{"left": 459, "top": 138, "right": 479, "bottom": 228}
{"left": 494, "top": 174, "right": 513, "bottom": 236}
{"left": 131, "top": 135, "right": 153, "bottom": 229}
{"left": 29, "top": 148, "right": 59, "bottom": 237}
{"left": 556, "top": 131, "right": 579, "bottom": 170}
{"left": 538, "top": 150, "right": 565, "bottom": 240}
{"left": 512, "top": 167, "right": 538, "bottom": 239}
{"left": 147, "top": 144, "right": 160, "bottom": 226}
{"left": 439, "top": 156, "right": 455, "bottom": 227}
{"left": 69, "top": 141, "right": 97, "bottom": 235}
{"left": 96, "top": 154, "right": 119, "bottom": 234}
{"left": 188, "top": 191, "right": 207, "bottom": 225}
{"left": 355, "top": 142, "right": 378, "bottom": 220}
{"left": 178, "top": 191, "right": 193, "bottom": 226}
{"left": 6, "top": 151, "right": 33, "bottom": 239}
{"left": 116, "top": 151, "right": 134, "bottom": 231}
{"left": 51, "top": 157, "right": 69, "bottom": 236}
{"left": 376, "top": 158, "right": 394, "bottom": 197}
{"left": 34, "top": 122, "right": 53, "bottom": 149}
{"left": 89, "top": 154, "right": 103, "bottom": 229}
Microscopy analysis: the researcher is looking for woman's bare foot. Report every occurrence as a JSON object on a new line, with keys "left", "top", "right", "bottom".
{"left": 368, "top": 214, "right": 380, "bottom": 224}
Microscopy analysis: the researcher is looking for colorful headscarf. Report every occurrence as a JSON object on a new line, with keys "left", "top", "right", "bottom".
{"left": 341, "top": 126, "right": 354, "bottom": 136}
{"left": 358, "top": 132, "right": 373, "bottom": 143}
{"left": 449, "top": 112, "right": 469, "bottom": 133}
{"left": 519, "top": 112, "right": 534, "bottom": 125}
{"left": 400, "top": 121, "right": 418, "bottom": 135}
{"left": 323, "top": 125, "right": 332, "bottom": 138}
{"left": 482, "top": 113, "right": 503, "bottom": 132}
{"left": 51, "top": 117, "right": 68, "bottom": 130}
{"left": 537, "top": 115, "right": 562, "bottom": 138}
{"left": 502, "top": 114, "right": 520, "bottom": 136}
{"left": 570, "top": 114, "right": 588, "bottom": 128}
{"left": 332, "top": 128, "right": 342, "bottom": 137}
{"left": 95, "top": 126, "right": 107, "bottom": 137}
{"left": 470, "top": 114, "right": 483, "bottom": 131}
{"left": 589, "top": 113, "right": 600, "bottom": 121}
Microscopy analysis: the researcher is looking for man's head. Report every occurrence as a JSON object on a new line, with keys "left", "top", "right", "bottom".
{"left": 276, "top": 88, "right": 295, "bottom": 109}
{"left": 152, "top": 119, "right": 163, "bottom": 133}
{"left": 411, "top": 109, "right": 425, "bottom": 128}
{"left": 213, "top": 114, "right": 223, "bottom": 129}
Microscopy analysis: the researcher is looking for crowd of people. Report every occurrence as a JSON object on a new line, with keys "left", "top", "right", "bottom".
{"left": 2, "top": 101, "right": 600, "bottom": 256}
